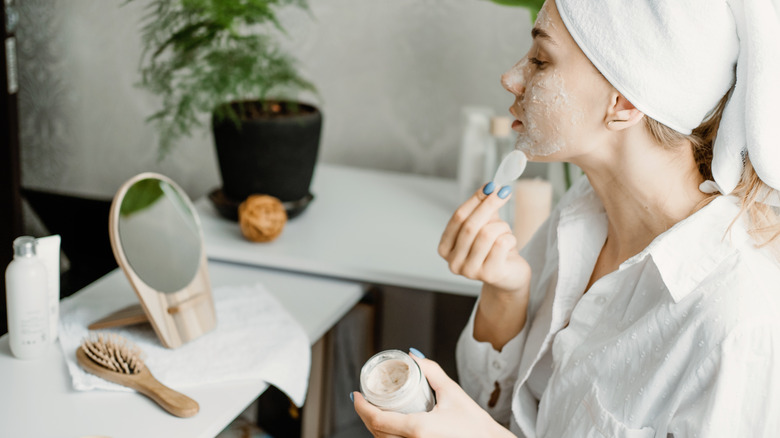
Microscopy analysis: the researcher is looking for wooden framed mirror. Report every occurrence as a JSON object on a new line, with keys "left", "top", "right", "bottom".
{"left": 89, "top": 172, "right": 216, "bottom": 348}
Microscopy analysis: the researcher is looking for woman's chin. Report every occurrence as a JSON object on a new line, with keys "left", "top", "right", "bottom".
{"left": 519, "top": 145, "right": 567, "bottom": 162}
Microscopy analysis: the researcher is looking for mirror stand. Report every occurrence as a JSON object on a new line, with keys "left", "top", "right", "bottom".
{"left": 90, "top": 172, "right": 217, "bottom": 348}
{"left": 88, "top": 303, "right": 149, "bottom": 330}
{"left": 87, "top": 259, "right": 215, "bottom": 345}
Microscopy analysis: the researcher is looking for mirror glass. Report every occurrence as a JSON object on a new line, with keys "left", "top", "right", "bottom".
{"left": 117, "top": 178, "right": 201, "bottom": 293}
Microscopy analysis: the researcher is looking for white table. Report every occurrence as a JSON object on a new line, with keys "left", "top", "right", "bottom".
{"left": 198, "top": 163, "right": 481, "bottom": 297}
{"left": 0, "top": 261, "right": 363, "bottom": 438}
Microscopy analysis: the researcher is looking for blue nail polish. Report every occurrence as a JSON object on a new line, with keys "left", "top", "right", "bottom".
{"left": 498, "top": 185, "right": 512, "bottom": 199}
{"left": 483, "top": 182, "right": 496, "bottom": 195}
{"left": 349, "top": 392, "right": 354, "bottom": 402}
{"left": 409, "top": 347, "right": 426, "bottom": 359}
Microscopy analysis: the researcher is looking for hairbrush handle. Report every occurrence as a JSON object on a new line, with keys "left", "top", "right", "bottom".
{"left": 131, "top": 372, "right": 200, "bottom": 418}
{"left": 76, "top": 347, "right": 199, "bottom": 418}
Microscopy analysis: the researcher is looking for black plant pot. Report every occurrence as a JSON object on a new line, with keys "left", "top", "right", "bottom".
{"left": 212, "top": 101, "right": 322, "bottom": 220}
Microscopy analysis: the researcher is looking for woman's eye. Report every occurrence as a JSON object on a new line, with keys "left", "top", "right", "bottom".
{"left": 529, "top": 57, "right": 546, "bottom": 67}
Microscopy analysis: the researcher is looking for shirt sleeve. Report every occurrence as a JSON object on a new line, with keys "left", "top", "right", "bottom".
{"left": 455, "top": 296, "right": 529, "bottom": 427}
{"left": 671, "top": 322, "right": 780, "bottom": 437}
{"left": 454, "top": 175, "right": 586, "bottom": 428}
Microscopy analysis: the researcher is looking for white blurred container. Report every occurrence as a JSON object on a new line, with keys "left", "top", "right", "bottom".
{"left": 5, "top": 236, "right": 50, "bottom": 359}
{"left": 457, "top": 107, "right": 494, "bottom": 201}
{"left": 512, "top": 179, "right": 553, "bottom": 250}
{"left": 36, "top": 235, "right": 60, "bottom": 342}
{"left": 488, "top": 116, "right": 517, "bottom": 223}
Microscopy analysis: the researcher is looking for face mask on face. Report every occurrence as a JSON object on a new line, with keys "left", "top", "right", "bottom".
{"left": 504, "top": 4, "right": 585, "bottom": 158}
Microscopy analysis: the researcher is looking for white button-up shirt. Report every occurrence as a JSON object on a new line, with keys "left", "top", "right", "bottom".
{"left": 456, "top": 176, "right": 780, "bottom": 437}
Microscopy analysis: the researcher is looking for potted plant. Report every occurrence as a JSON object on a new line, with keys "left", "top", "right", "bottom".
{"left": 489, "top": 0, "right": 544, "bottom": 20}
{"left": 136, "top": 0, "right": 320, "bottom": 220}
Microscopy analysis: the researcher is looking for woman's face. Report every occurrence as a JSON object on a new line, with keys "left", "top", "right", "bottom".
{"left": 502, "top": 0, "right": 613, "bottom": 161}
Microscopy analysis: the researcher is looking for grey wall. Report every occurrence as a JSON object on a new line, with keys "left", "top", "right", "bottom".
{"left": 17, "top": 0, "right": 533, "bottom": 200}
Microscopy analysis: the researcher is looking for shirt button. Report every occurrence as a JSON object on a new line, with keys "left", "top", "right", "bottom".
{"left": 596, "top": 296, "right": 607, "bottom": 305}
{"left": 492, "top": 360, "right": 502, "bottom": 370}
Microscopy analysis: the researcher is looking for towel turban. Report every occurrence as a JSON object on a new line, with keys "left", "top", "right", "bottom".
{"left": 556, "top": 0, "right": 780, "bottom": 202}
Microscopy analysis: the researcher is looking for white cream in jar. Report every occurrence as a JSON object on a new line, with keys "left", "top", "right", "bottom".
{"left": 360, "top": 349, "right": 435, "bottom": 414}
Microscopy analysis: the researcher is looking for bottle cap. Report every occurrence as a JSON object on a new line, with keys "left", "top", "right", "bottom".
{"left": 490, "top": 116, "right": 513, "bottom": 138}
{"left": 13, "top": 236, "right": 37, "bottom": 258}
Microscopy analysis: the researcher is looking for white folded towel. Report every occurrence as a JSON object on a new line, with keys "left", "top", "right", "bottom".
{"left": 58, "top": 282, "right": 311, "bottom": 406}
{"left": 556, "top": 0, "right": 780, "bottom": 199}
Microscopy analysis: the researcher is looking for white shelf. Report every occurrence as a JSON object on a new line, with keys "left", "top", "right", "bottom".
{"left": 198, "top": 164, "right": 481, "bottom": 297}
{"left": 0, "top": 261, "right": 363, "bottom": 438}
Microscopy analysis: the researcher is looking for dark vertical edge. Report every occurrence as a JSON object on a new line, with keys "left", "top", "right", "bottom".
{"left": 1, "top": 0, "right": 23, "bottom": 335}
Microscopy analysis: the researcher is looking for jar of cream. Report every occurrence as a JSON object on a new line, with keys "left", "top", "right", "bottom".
{"left": 360, "top": 349, "right": 435, "bottom": 414}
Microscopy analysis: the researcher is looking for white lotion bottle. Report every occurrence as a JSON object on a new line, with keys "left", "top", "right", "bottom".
{"left": 5, "top": 236, "right": 50, "bottom": 359}
{"left": 458, "top": 107, "right": 494, "bottom": 201}
{"left": 36, "top": 235, "right": 61, "bottom": 341}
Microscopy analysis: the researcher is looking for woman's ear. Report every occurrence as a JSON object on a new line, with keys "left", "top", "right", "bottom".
{"left": 605, "top": 93, "right": 645, "bottom": 131}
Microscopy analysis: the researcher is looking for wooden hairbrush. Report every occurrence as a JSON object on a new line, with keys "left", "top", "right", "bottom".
{"left": 76, "top": 333, "right": 199, "bottom": 418}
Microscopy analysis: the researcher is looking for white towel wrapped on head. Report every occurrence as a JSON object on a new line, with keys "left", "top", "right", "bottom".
{"left": 555, "top": 0, "right": 780, "bottom": 200}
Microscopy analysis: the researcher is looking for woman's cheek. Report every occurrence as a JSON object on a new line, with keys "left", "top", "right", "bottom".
{"left": 516, "top": 71, "right": 584, "bottom": 157}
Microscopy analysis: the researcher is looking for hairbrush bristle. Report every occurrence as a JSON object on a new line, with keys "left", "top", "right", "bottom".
{"left": 80, "top": 333, "right": 144, "bottom": 374}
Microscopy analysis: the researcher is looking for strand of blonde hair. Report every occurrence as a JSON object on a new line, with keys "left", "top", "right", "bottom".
{"left": 645, "top": 91, "right": 780, "bottom": 256}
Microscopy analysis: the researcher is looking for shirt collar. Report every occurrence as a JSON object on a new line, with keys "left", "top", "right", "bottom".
{"left": 559, "top": 178, "right": 751, "bottom": 304}
{"left": 623, "top": 195, "right": 750, "bottom": 303}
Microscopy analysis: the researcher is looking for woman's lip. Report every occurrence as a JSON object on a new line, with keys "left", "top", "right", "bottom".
{"left": 511, "top": 119, "right": 523, "bottom": 132}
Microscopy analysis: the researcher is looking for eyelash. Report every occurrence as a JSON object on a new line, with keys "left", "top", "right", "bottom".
{"left": 529, "top": 57, "right": 546, "bottom": 67}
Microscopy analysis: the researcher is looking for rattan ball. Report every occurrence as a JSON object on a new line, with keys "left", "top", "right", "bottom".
{"left": 238, "top": 195, "right": 288, "bottom": 242}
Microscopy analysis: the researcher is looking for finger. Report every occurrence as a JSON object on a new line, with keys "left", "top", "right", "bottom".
{"left": 481, "top": 233, "right": 520, "bottom": 280}
{"left": 377, "top": 432, "right": 405, "bottom": 438}
{"left": 409, "top": 354, "right": 456, "bottom": 396}
{"left": 376, "top": 433, "right": 405, "bottom": 438}
{"left": 447, "top": 189, "right": 512, "bottom": 273}
{"left": 353, "top": 391, "right": 415, "bottom": 437}
{"left": 460, "top": 222, "right": 514, "bottom": 279}
{"left": 438, "top": 183, "right": 495, "bottom": 258}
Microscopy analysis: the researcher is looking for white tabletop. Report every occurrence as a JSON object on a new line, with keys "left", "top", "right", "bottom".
{"left": 197, "top": 164, "right": 482, "bottom": 296}
{"left": 0, "top": 261, "right": 363, "bottom": 438}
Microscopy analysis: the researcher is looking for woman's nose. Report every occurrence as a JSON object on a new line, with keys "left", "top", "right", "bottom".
{"left": 501, "top": 69, "right": 525, "bottom": 96}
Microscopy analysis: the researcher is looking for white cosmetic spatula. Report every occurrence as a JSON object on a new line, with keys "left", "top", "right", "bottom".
{"left": 493, "top": 149, "right": 528, "bottom": 188}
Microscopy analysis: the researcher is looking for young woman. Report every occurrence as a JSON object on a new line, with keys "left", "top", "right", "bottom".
{"left": 353, "top": 0, "right": 780, "bottom": 436}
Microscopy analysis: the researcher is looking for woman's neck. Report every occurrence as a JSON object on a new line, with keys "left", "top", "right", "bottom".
{"left": 575, "top": 134, "right": 708, "bottom": 266}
